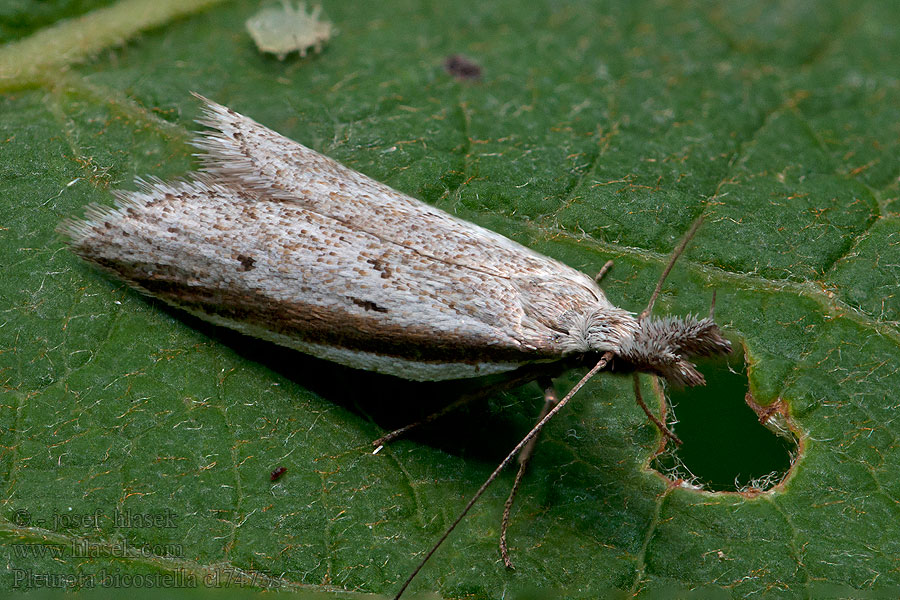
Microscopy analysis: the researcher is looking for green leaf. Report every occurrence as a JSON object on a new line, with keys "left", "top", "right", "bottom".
{"left": 2, "top": 0, "right": 899, "bottom": 598}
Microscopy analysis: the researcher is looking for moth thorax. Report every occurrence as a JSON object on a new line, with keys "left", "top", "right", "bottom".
{"left": 561, "top": 307, "right": 641, "bottom": 354}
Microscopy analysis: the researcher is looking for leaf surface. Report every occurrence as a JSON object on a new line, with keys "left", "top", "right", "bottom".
{"left": 1, "top": 0, "right": 899, "bottom": 597}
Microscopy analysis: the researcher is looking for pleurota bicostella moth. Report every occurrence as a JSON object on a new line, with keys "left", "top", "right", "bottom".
{"left": 59, "top": 95, "right": 731, "bottom": 598}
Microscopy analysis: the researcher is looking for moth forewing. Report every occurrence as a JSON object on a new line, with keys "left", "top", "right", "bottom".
{"left": 61, "top": 96, "right": 647, "bottom": 382}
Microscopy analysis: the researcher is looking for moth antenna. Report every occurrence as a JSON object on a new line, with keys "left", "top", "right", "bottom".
{"left": 393, "top": 353, "right": 613, "bottom": 600}
{"left": 709, "top": 290, "right": 717, "bottom": 320}
{"left": 639, "top": 215, "right": 705, "bottom": 322}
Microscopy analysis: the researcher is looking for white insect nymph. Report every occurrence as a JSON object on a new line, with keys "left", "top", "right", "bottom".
{"left": 245, "top": 1, "right": 333, "bottom": 60}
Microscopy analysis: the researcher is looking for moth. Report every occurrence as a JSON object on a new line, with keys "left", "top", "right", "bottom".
{"left": 59, "top": 95, "right": 731, "bottom": 598}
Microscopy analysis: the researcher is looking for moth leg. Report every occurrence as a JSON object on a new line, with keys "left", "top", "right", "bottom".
{"left": 372, "top": 367, "right": 556, "bottom": 454}
{"left": 633, "top": 373, "right": 682, "bottom": 445}
{"left": 500, "top": 377, "right": 558, "bottom": 569}
{"left": 594, "top": 259, "right": 614, "bottom": 284}
{"left": 371, "top": 394, "right": 478, "bottom": 453}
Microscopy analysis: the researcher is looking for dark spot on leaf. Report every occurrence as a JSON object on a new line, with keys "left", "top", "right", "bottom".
{"left": 444, "top": 54, "right": 482, "bottom": 81}
{"left": 270, "top": 466, "right": 287, "bottom": 481}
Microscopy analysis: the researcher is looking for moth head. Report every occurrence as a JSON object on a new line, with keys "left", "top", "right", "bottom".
{"left": 616, "top": 314, "right": 731, "bottom": 386}
{"left": 601, "top": 216, "right": 732, "bottom": 387}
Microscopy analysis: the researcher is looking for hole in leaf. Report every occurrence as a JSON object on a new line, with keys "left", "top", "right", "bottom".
{"left": 653, "top": 342, "right": 797, "bottom": 492}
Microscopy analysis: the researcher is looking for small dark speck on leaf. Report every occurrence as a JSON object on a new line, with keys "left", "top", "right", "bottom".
{"left": 444, "top": 54, "right": 482, "bottom": 81}
{"left": 270, "top": 466, "right": 287, "bottom": 481}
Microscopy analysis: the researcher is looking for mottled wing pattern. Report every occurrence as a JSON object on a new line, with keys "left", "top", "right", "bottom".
{"left": 191, "top": 96, "right": 616, "bottom": 330}
{"left": 60, "top": 97, "right": 617, "bottom": 380}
